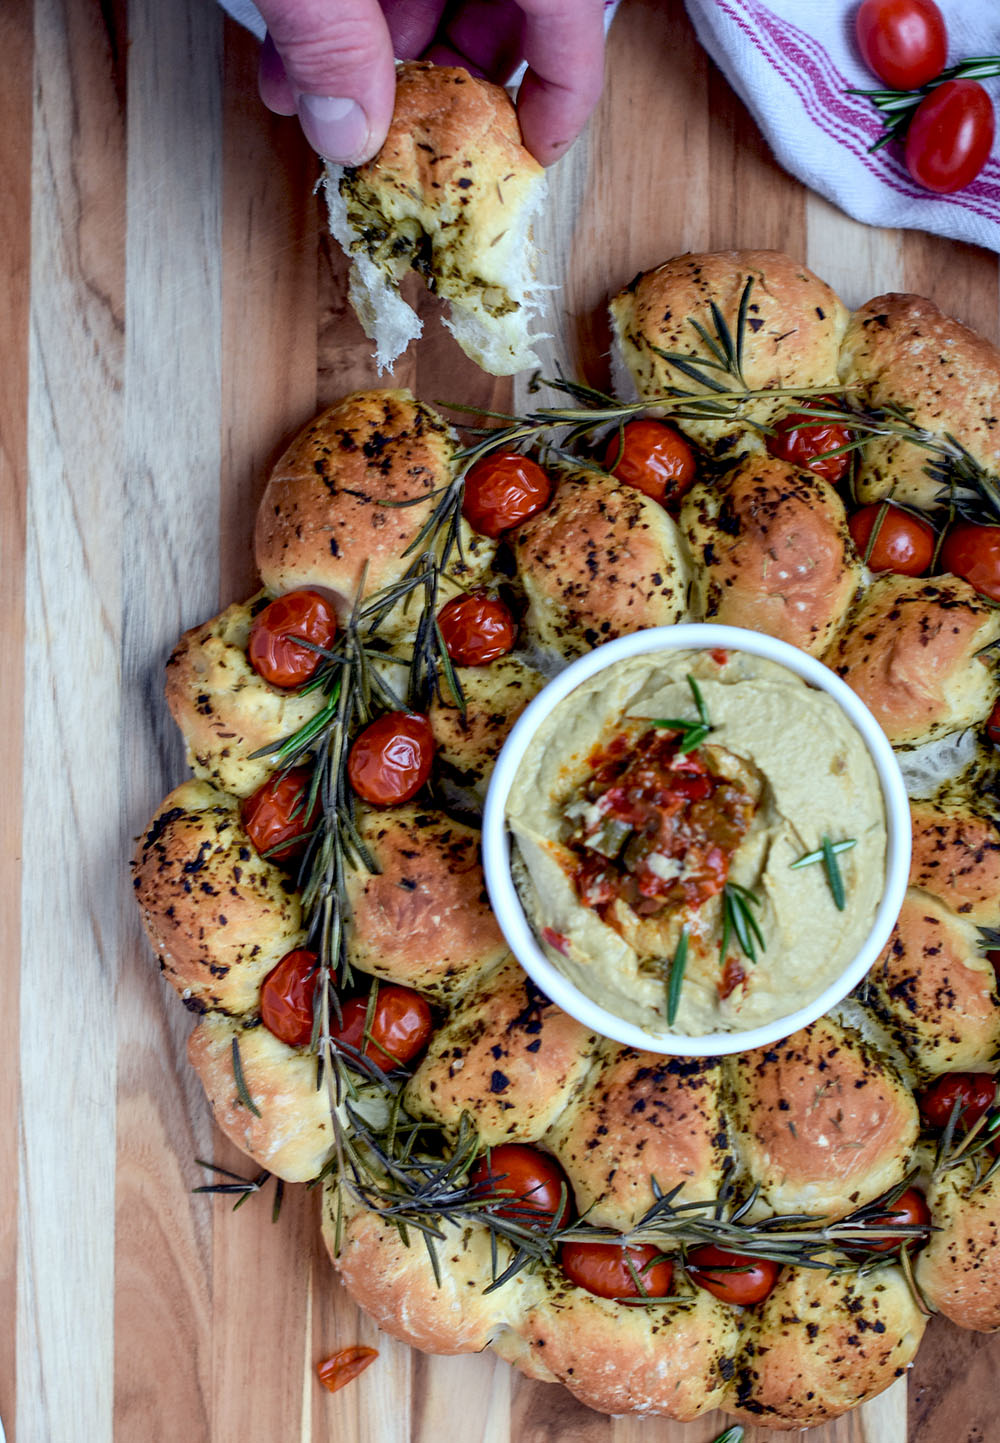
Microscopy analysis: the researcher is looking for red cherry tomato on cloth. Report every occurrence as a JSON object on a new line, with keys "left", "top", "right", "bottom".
{"left": 848, "top": 503, "right": 935, "bottom": 575}
{"left": 940, "top": 522, "right": 1000, "bottom": 600}
{"left": 686, "top": 1245, "right": 780, "bottom": 1305}
{"left": 602, "top": 419, "right": 697, "bottom": 511}
{"left": 461, "top": 451, "right": 553, "bottom": 538}
{"left": 470, "top": 1145, "right": 573, "bottom": 1230}
{"left": 242, "top": 767, "right": 320, "bottom": 862}
{"left": 247, "top": 589, "right": 338, "bottom": 689}
{"left": 347, "top": 711, "right": 435, "bottom": 805}
{"left": 437, "top": 592, "right": 517, "bottom": 666}
{"left": 905, "top": 80, "right": 996, "bottom": 195}
{"left": 316, "top": 1345, "right": 378, "bottom": 1394}
{"left": 856, "top": 1187, "right": 931, "bottom": 1253}
{"left": 560, "top": 1239, "right": 674, "bottom": 1300}
{"left": 260, "top": 948, "right": 318, "bottom": 1047}
{"left": 766, "top": 400, "right": 852, "bottom": 484}
{"left": 333, "top": 985, "right": 433, "bottom": 1067}
{"left": 919, "top": 1071, "right": 997, "bottom": 1130}
{"left": 855, "top": 0, "right": 947, "bottom": 90}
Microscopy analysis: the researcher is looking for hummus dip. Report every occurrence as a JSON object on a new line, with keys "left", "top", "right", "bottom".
{"left": 506, "top": 647, "right": 887, "bottom": 1036}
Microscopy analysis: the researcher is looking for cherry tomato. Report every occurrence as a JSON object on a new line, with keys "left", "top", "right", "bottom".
{"left": 462, "top": 451, "right": 553, "bottom": 537}
{"left": 766, "top": 400, "right": 852, "bottom": 483}
{"left": 247, "top": 589, "right": 338, "bottom": 689}
{"left": 905, "top": 80, "right": 996, "bottom": 195}
{"left": 685, "top": 1245, "right": 780, "bottom": 1306}
{"left": 333, "top": 984, "right": 433, "bottom": 1067}
{"left": 347, "top": 712, "right": 435, "bottom": 805}
{"left": 242, "top": 767, "right": 320, "bottom": 862}
{"left": 602, "top": 419, "right": 697, "bottom": 511}
{"left": 856, "top": 1187, "right": 931, "bottom": 1253}
{"left": 986, "top": 698, "right": 1000, "bottom": 746}
{"left": 848, "top": 503, "right": 935, "bottom": 575}
{"left": 560, "top": 1239, "right": 674, "bottom": 1300}
{"left": 919, "top": 1071, "right": 997, "bottom": 1130}
{"left": 470, "top": 1144, "right": 573, "bottom": 1230}
{"left": 260, "top": 948, "right": 318, "bottom": 1047}
{"left": 316, "top": 1345, "right": 378, "bottom": 1394}
{"left": 437, "top": 592, "right": 517, "bottom": 666}
{"left": 940, "top": 522, "right": 1000, "bottom": 600}
{"left": 855, "top": 0, "right": 947, "bottom": 90}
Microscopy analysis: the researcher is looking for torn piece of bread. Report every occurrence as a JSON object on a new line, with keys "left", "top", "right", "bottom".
{"left": 323, "top": 61, "right": 548, "bottom": 376}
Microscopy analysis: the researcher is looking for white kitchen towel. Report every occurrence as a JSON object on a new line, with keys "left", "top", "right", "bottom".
{"left": 684, "top": 0, "right": 1000, "bottom": 252}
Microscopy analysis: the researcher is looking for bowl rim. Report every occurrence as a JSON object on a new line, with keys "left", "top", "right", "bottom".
{"left": 481, "top": 623, "right": 912, "bottom": 1057}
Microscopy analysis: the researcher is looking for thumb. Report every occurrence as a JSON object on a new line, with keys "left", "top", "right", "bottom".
{"left": 256, "top": 0, "right": 396, "bottom": 164}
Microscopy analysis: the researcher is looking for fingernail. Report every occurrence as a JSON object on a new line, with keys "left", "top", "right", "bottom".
{"left": 297, "top": 94, "right": 370, "bottom": 163}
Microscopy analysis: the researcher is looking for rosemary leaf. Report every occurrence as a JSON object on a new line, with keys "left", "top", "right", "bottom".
{"left": 821, "top": 835, "right": 847, "bottom": 912}
{"left": 666, "top": 926, "right": 689, "bottom": 1025}
{"left": 231, "top": 1034, "right": 262, "bottom": 1118}
{"left": 790, "top": 838, "right": 857, "bottom": 870}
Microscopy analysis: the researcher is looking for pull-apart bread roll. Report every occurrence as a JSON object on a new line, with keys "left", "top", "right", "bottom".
{"left": 324, "top": 62, "right": 547, "bottom": 375}
{"left": 513, "top": 468, "right": 690, "bottom": 657}
{"left": 823, "top": 574, "right": 1000, "bottom": 746}
{"left": 610, "top": 250, "right": 849, "bottom": 456}
{"left": 840, "top": 293, "right": 1000, "bottom": 509}
{"left": 254, "top": 389, "right": 493, "bottom": 640}
{"left": 681, "top": 454, "right": 861, "bottom": 655}
{"left": 429, "top": 653, "right": 547, "bottom": 796}
{"left": 909, "top": 792, "right": 1000, "bottom": 927}
{"left": 918, "top": 1164, "right": 1000, "bottom": 1330}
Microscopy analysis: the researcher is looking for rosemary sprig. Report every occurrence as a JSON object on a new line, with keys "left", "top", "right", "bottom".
{"left": 790, "top": 838, "right": 857, "bottom": 870}
{"left": 721, "top": 882, "right": 766, "bottom": 965}
{"left": 650, "top": 276, "right": 754, "bottom": 394}
{"left": 666, "top": 926, "right": 690, "bottom": 1026}
{"left": 194, "top": 1159, "right": 284, "bottom": 1220}
{"left": 932, "top": 1090, "right": 1000, "bottom": 1195}
{"left": 650, "top": 672, "right": 713, "bottom": 754}
{"left": 848, "top": 56, "right": 1000, "bottom": 150}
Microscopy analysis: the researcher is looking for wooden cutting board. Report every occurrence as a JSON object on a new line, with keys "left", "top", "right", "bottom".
{"left": 5, "top": 1, "right": 999, "bottom": 1440}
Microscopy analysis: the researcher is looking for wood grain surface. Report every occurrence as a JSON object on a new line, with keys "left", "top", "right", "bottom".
{"left": 5, "top": 1, "right": 999, "bottom": 1440}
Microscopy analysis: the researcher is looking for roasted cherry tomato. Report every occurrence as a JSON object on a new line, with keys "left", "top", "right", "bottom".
{"left": 919, "top": 1071, "right": 998, "bottom": 1130}
{"left": 470, "top": 1144, "right": 573, "bottom": 1229}
{"left": 247, "top": 588, "right": 338, "bottom": 689}
{"left": 855, "top": 1187, "right": 931, "bottom": 1253}
{"left": 855, "top": 0, "right": 947, "bottom": 90}
{"left": 316, "top": 1345, "right": 378, "bottom": 1394}
{"left": 686, "top": 1245, "right": 780, "bottom": 1305}
{"left": 848, "top": 502, "right": 935, "bottom": 575}
{"left": 602, "top": 419, "right": 697, "bottom": 511}
{"left": 560, "top": 1239, "right": 674, "bottom": 1300}
{"left": 333, "top": 985, "right": 433, "bottom": 1068}
{"left": 437, "top": 592, "right": 517, "bottom": 666}
{"left": 242, "top": 766, "right": 319, "bottom": 862}
{"left": 461, "top": 451, "right": 553, "bottom": 537}
{"left": 905, "top": 80, "right": 996, "bottom": 195}
{"left": 986, "top": 698, "right": 1000, "bottom": 746}
{"left": 260, "top": 948, "right": 318, "bottom": 1047}
{"left": 940, "top": 521, "right": 1000, "bottom": 600}
{"left": 766, "top": 400, "right": 851, "bottom": 483}
{"left": 347, "top": 711, "right": 435, "bottom": 805}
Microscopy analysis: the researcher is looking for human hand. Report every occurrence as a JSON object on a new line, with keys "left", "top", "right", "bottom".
{"left": 255, "top": 0, "right": 607, "bottom": 167}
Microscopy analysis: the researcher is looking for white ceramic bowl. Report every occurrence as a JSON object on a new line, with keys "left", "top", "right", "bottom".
{"left": 482, "top": 623, "right": 911, "bottom": 1057}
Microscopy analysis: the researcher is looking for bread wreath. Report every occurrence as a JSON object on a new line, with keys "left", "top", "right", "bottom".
{"left": 134, "top": 251, "right": 1000, "bottom": 1429}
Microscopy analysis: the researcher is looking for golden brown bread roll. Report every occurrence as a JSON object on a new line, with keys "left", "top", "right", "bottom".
{"left": 187, "top": 1014, "right": 335, "bottom": 1182}
{"left": 727, "top": 1264, "right": 926, "bottom": 1427}
{"left": 404, "top": 954, "right": 597, "bottom": 1143}
{"left": 513, "top": 468, "right": 690, "bottom": 656}
{"left": 344, "top": 806, "right": 507, "bottom": 999}
{"left": 610, "top": 250, "right": 849, "bottom": 456}
{"left": 164, "top": 595, "right": 327, "bottom": 797}
{"left": 544, "top": 1048, "right": 729, "bottom": 1228}
{"left": 840, "top": 293, "right": 1000, "bottom": 509}
{"left": 254, "top": 389, "right": 493, "bottom": 636}
{"left": 728, "top": 1017, "right": 918, "bottom": 1218}
{"left": 823, "top": 574, "right": 1000, "bottom": 746}
{"left": 323, "top": 62, "right": 547, "bottom": 375}
{"left": 868, "top": 889, "right": 1000, "bottom": 1078}
{"left": 428, "top": 654, "right": 547, "bottom": 796}
{"left": 909, "top": 795, "right": 1000, "bottom": 927}
{"left": 680, "top": 454, "right": 862, "bottom": 655}
{"left": 917, "top": 1163, "right": 1000, "bottom": 1330}
{"left": 132, "top": 780, "right": 304, "bottom": 1014}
